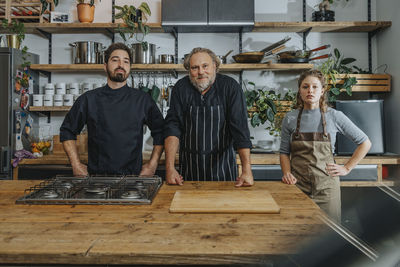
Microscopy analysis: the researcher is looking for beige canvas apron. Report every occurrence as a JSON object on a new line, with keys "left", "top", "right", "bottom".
{"left": 290, "top": 108, "right": 341, "bottom": 222}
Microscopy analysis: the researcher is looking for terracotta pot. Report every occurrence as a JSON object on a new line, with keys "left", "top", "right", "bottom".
{"left": 77, "top": 3, "right": 95, "bottom": 23}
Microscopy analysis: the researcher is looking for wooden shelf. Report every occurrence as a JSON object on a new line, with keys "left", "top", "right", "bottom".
{"left": 0, "top": 21, "right": 391, "bottom": 35}
{"left": 29, "top": 63, "right": 314, "bottom": 72}
{"left": 340, "top": 181, "right": 394, "bottom": 187}
{"left": 29, "top": 106, "right": 70, "bottom": 112}
{"left": 10, "top": 23, "right": 164, "bottom": 35}
{"left": 253, "top": 21, "right": 392, "bottom": 33}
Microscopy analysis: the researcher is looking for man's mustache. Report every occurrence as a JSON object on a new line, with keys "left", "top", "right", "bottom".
{"left": 114, "top": 68, "right": 126, "bottom": 73}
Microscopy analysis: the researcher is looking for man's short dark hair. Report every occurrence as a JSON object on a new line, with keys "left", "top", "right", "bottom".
{"left": 104, "top": 43, "right": 132, "bottom": 64}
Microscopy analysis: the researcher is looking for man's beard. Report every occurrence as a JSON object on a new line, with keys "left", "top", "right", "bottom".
{"left": 189, "top": 73, "right": 216, "bottom": 93}
{"left": 107, "top": 67, "right": 129, "bottom": 83}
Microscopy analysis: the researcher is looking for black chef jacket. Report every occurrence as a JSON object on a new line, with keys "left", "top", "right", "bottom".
{"left": 60, "top": 84, "right": 164, "bottom": 175}
{"left": 164, "top": 74, "right": 251, "bottom": 181}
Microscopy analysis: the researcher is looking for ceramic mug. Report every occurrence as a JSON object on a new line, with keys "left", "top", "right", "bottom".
{"left": 32, "top": 94, "right": 43, "bottom": 106}
{"left": 44, "top": 83, "right": 55, "bottom": 95}
{"left": 63, "top": 94, "right": 74, "bottom": 106}
{"left": 55, "top": 83, "right": 66, "bottom": 95}
{"left": 68, "top": 83, "right": 80, "bottom": 95}
{"left": 54, "top": 94, "right": 64, "bottom": 106}
{"left": 43, "top": 94, "right": 53, "bottom": 106}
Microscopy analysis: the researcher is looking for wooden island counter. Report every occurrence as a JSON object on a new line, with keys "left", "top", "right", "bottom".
{"left": 0, "top": 180, "right": 328, "bottom": 265}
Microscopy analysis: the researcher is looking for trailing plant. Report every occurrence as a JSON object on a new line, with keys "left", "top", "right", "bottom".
{"left": 40, "top": 0, "right": 60, "bottom": 14}
{"left": 266, "top": 89, "right": 297, "bottom": 137}
{"left": 1, "top": 20, "right": 31, "bottom": 88}
{"left": 114, "top": 3, "right": 151, "bottom": 49}
{"left": 244, "top": 82, "right": 277, "bottom": 128}
{"left": 244, "top": 82, "right": 297, "bottom": 136}
{"left": 318, "top": 47, "right": 357, "bottom": 102}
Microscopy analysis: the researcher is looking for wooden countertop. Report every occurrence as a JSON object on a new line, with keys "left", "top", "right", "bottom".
{"left": 0, "top": 181, "right": 327, "bottom": 265}
{"left": 15, "top": 152, "right": 400, "bottom": 165}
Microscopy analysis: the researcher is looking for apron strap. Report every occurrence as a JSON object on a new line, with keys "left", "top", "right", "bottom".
{"left": 295, "top": 108, "right": 303, "bottom": 138}
{"left": 321, "top": 110, "right": 328, "bottom": 137}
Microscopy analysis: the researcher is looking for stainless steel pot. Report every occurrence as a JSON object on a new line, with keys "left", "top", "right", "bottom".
{"left": 131, "top": 43, "right": 156, "bottom": 64}
{"left": 69, "top": 41, "right": 105, "bottom": 64}
{"left": 159, "top": 54, "right": 174, "bottom": 64}
{"left": 96, "top": 50, "right": 105, "bottom": 64}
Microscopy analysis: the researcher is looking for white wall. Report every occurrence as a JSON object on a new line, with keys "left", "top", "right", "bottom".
{"left": 377, "top": 0, "right": 400, "bottom": 153}
{"left": 20, "top": 0, "right": 378, "bottom": 149}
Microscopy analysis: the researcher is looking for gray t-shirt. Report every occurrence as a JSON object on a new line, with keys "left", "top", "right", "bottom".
{"left": 280, "top": 107, "right": 368, "bottom": 154}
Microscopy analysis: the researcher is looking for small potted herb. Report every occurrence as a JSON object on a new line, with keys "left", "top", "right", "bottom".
{"left": 114, "top": 2, "right": 151, "bottom": 49}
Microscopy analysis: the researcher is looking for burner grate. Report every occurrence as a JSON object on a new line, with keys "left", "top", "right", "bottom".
{"left": 16, "top": 175, "right": 162, "bottom": 205}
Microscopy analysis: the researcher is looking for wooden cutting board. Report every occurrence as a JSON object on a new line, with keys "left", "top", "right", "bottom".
{"left": 169, "top": 190, "right": 280, "bottom": 214}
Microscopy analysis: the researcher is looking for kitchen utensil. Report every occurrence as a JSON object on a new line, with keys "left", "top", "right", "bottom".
{"left": 279, "top": 53, "right": 331, "bottom": 63}
{"left": 169, "top": 190, "right": 280, "bottom": 213}
{"left": 131, "top": 43, "right": 156, "bottom": 64}
{"left": 232, "top": 37, "right": 291, "bottom": 63}
{"left": 159, "top": 54, "right": 174, "bottom": 64}
{"left": 277, "top": 44, "right": 331, "bottom": 61}
{"left": 232, "top": 52, "right": 265, "bottom": 63}
{"left": 69, "top": 41, "right": 105, "bottom": 64}
{"left": 217, "top": 49, "right": 233, "bottom": 64}
{"left": 264, "top": 45, "right": 286, "bottom": 57}
{"left": 260, "top": 36, "right": 292, "bottom": 53}
{"left": 96, "top": 49, "right": 105, "bottom": 64}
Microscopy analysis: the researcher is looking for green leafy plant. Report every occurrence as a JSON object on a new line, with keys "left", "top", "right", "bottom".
{"left": 266, "top": 89, "right": 296, "bottom": 137}
{"left": 1, "top": 20, "right": 31, "bottom": 88}
{"left": 76, "top": 0, "right": 98, "bottom": 6}
{"left": 244, "top": 82, "right": 277, "bottom": 128}
{"left": 2, "top": 19, "right": 25, "bottom": 44}
{"left": 318, "top": 48, "right": 358, "bottom": 102}
{"left": 244, "top": 82, "right": 297, "bottom": 136}
{"left": 114, "top": 3, "right": 151, "bottom": 47}
{"left": 40, "top": 0, "right": 60, "bottom": 14}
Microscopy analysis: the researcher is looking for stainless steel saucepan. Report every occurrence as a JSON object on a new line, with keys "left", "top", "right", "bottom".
{"left": 69, "top": 41, "right": 105, "bottom": 64}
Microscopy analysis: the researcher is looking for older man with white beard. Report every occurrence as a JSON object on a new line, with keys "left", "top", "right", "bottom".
{"left": 164, "top": 47, "right": 253, "bottom": 186}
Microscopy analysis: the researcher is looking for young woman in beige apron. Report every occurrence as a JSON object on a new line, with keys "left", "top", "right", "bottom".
{"left": 280, "top": 70, "right": 372, "bottom": 222}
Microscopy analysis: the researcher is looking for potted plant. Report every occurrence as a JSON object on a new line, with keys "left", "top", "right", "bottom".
{"left": 313, "top": 0, "right": 350, "bottom": 21}
{"left": 40, "top": 0, "right": 59, "bottom": 14}
{"left": 1, "top": 19, "right": 25, "bottom": 49}
{"left": 76, "top": 0, "right": 101, "bottom": 23}
{"left": 244, "top": 82, "right": 298, "bottom": 138}
{"left": 318, "top": 48, "right": 357, "bottom": 102}
{"left": 114, "top": 3, "right": 151, "bottom": 48}
{"left": 244, "top": 82, "right": 277, "bottom": 128}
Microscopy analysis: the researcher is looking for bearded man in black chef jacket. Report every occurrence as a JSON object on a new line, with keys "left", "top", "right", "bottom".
{"left": 60, "top": 43, "right": 164, "bottom": 176}
{"left": 164, "top": 47, "right": 253, "bottom": 186}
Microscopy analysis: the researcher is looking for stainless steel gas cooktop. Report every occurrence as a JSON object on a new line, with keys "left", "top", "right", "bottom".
{"left": 16, "top": 175, "right": 162, "bottom": 205}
